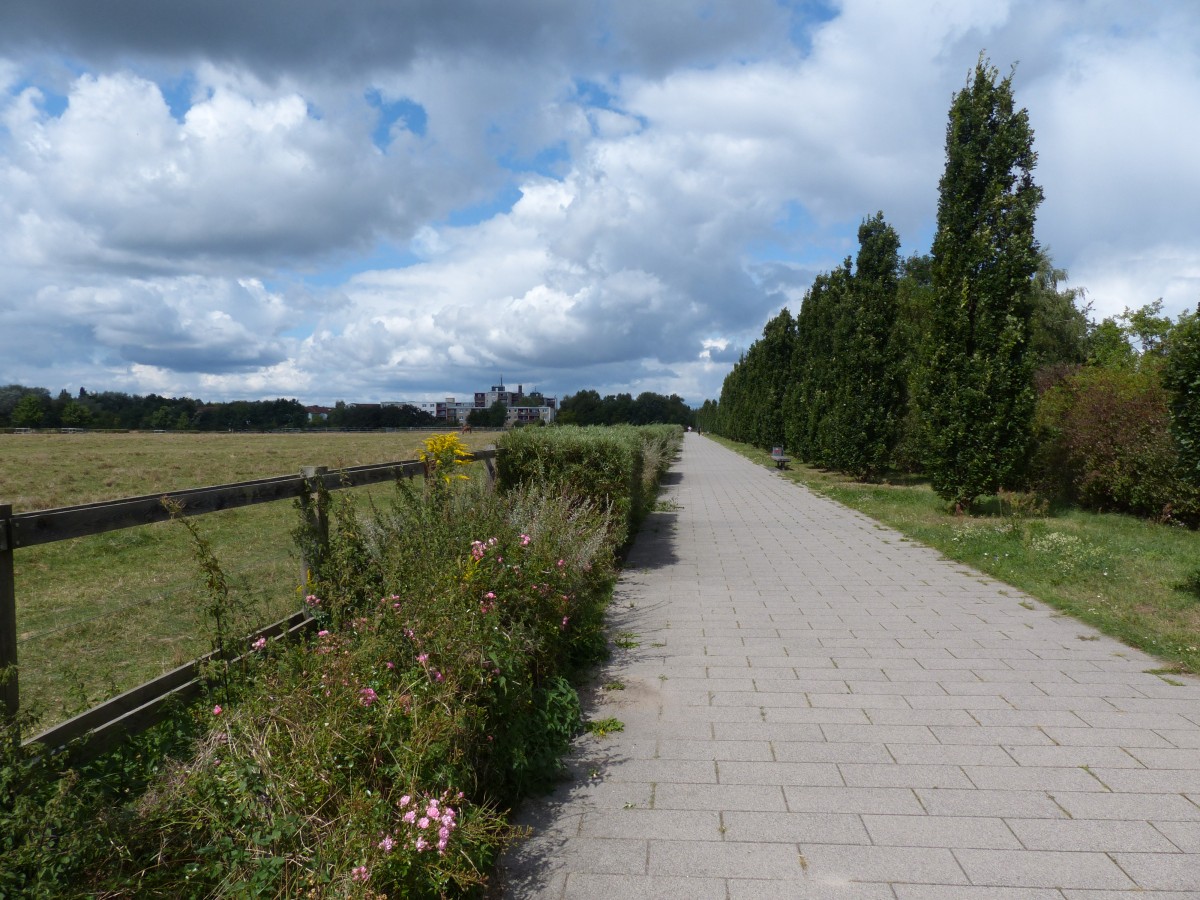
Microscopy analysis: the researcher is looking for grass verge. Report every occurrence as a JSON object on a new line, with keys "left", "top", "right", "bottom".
{"left": 708, "top": 435, "right": 1200, "bottom": 674}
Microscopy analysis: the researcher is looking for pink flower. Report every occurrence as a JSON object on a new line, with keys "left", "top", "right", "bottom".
{"left": 251, "top": 636, "right": 267, "bottom": 651}
{"left": 399, "top": 794, "right": 411, "bottom": 807}
{"left": 318, "top": 629, "right": 330, "bottom": 637}
{"left": 385, "top": 661, "right": 395, "bottom": 670}
{"left": 212, "top": 705, "right": 222, "bottom": 716}
{"left": 561, "top": 616, "right": 570, "bottom": 629}
{"left": 556, "top": 558, "right": 565, "bottom": 567}
{"left": 520, "top": 533, "right": 531, "bottom": 546}
{"left": 351, "top": 865, "right": 369, "bottom": 883}
{"left": 359, "top": 687, "right": 378, "bottom": 707}
{"left": 418, "top": 817, "right": 430, "bottom": 829}
{"left": 433, "top": 671, "right": 444, "bottom": 683}
{"left": 304, "top": 594, "right": 321, "bottom": 607}
{"left": 415, "top": 836, "right": 429, "bottom": 852}
{"left": 378, "top": 835, "right": 395, "bottom": 852}
{"left": 484, "top": 591, "right": 496, "bottom": 600}
{"left": 403, "top": 810, "right": 416, "bottom": 824}
{"left": 417, "top": 653, "right": 428, "bottom": 664}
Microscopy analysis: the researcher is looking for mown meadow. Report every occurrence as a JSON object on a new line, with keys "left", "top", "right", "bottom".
{"left": 2, "top": 430, "right": 494, "bottom": 729}
{"left": 2, "top": 425, "right": 683, "bottom": 898}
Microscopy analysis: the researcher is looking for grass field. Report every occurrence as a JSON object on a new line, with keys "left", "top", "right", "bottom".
{"left": 710, "top": 435, "right": 1200, "bottom": 676}
{"left": 1, "top": 429, "right": 494, "bottom": 730}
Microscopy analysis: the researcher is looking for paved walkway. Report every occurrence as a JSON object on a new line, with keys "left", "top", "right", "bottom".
{"left": 499, "top": 433, "right": 1200, "bottom": 898}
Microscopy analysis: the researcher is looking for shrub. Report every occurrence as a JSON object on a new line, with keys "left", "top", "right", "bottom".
{"left": 1033, "top": 366, "right": 1199, "bottom": 524}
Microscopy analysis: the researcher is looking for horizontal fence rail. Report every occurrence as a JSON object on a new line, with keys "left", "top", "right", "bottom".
{"left": 1, "top": 448, "right": 497, "bottom": 761}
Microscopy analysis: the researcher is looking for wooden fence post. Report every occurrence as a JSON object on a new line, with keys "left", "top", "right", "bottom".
{"left": 483, "top": 445, "right": 497, "bottom": 487}
{"left": 0, "top": 504, "right": 19, "bottom": 736}
{"left": 298, "top": 467, "right": 329, "bottom": 590}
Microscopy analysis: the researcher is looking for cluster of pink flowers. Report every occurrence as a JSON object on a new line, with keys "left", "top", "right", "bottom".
{"left": 304, "top": 594, "right": 322, "bottom": 608}
{"left": 520, "top": 533, "right": 531, "bottom": 546}
{"left": 480, "top": 590, "right": 497, "bottom": 614}
{"left": 469, "top": 536, "right": 498, "bottom": 561}
{"left": 384, "top": 791, "right": 461, "bottom": 855}
{"left": 359, "top": 686, "right": 378, "bottom": 707}
{"left": 250, "top": 636, "right": 267, "bottom": 651}
{"left": 350, "top": 864, "right": 369, "bottom": 883}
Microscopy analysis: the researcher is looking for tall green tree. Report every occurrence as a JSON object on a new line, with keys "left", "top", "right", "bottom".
{"left": 918, "top": 57, "right": 1043, "bottom": 507}
{"left": 1163, "top": 304, "right": 1200, "bottom": 482}
{"left": 830, "top": 212, "right": 903, "bottom": 478}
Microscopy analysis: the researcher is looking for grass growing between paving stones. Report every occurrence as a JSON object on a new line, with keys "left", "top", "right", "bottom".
{"left": 708, "top": 435, "right": 1200, "bottom": 674}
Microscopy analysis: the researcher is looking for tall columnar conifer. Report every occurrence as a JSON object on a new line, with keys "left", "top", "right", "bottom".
{"left": 919, "top": 58, "right": 1043, "bottom": 507}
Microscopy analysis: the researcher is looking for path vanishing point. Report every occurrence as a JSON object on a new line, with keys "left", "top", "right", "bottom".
{"left": 499, "top": 432, "right": 1200, "bottom": 899}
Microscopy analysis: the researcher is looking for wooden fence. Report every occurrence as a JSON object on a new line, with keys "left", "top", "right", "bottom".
{"left": 0, "top": 449, "right": 497, "bottom": 761}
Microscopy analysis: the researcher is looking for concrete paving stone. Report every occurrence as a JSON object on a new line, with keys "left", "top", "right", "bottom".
{"left": 717, "top": 760, "right": 845, "bottom": 786}
{"left": 803, "top": 693, "right": 912, "bottom": 710}
{"left": 598, "top": 759, "right": 717, "bottom": 784}
{"left": 782, "top": 786, "right": 926, "bottom": 815}
{"left": 820, "top": 724, "right": 939, "bottom": 744}
{"left": 1078, "top": 711, "right": 1198, "bottom": 730}
{"left": 1157, "top": 729, "right": 1200, "bottom": 748}
{"left": 651, "top": 782, "right": 788, "bottom": 811}
{"left": 1002, "top": 746, "right": 1142, "bottom": 769}
{"left": 1061, "top": 892, "right": 1199, "bottom": 900}
{"left": 563, "top": 873, "right": 727, "bottom": 900}
{"left": 1001, "top": 696, "right": 1120, "bottom": 712}
{"left": 1110, "top": 851, "right": 1200, "bottom": 891}
{"left": 861, "top": 708, "right": 978, "bottom": 727}
{"left": 772, "top": 741, "right": 893, "bottom": 764}
{"left": 1041, "top": 727, "right": 1176, "bottom": 748}
{"left": 654, "top": 739, "right": 773, "bottom": 761}
{"left": 963, "top": 766, "right": 1108, "bottom": 792}
{"left": 905, "top": 694, "right": 1012, "bottom": 709}
{"left": 715, "top": 689, "right": 844, "bottom": 706}
{"left": 721, "top": 810, "right": 870, "bottom": 844}
{"left": 797, "top": 844, "right": 969, "bottom": 885}
{"left": 1123, "top": 747, "right": 1200, "bottom": 769}
{"left": 886, "top": 743, "right": 1017, "bottom": 766}
{"left": 1049, "top": 791, "right": 1200, "bottom": 821}
{"left": 1152, "top": 820, "right": 1200, "bottom": 852}
{"left": 863, "top": 814, "right": 1022, "bottom": 849}
{"left": 915, "top": 788, "right": 1069, "bottom": 818}
{"left": 845, "top": 680, "right": 950, "bottom": 695}
{"left": 941, "top": 680, "right": 1051, "bottom": 696}
{"left": 648, "top": 839, "right": 807, "bottom": 878}
{"left": 576, "top": 808, "right": 722, "bottom": 842}
{"left": 931, "top": 725, "right": 1057, "bottom": 746}
{"left": 727, "top": 879, "right": 898, "bottom": 899}
{"left": 839, "top": 763, "right": 973, "bottom": 789}
{"left": 967, "top": 709, "right": 1089, "bottom": 728}
{"left": 1085, "top": 768, "right": 1200, "bottom": 793}
{"left": 893, "top": 887, "right": 1064, "bottom": 899}
{"left": 1104, "top": 696, "right": 1200, "bottom": 715}
{"left": 953, "top": 848, "right": 1133, "bottom": 889}
{"left": 713, "top": 722, "right": 839, "bottom": 741}
{"left": 1004, "top": 817, "right": 1180, "bottom": 852}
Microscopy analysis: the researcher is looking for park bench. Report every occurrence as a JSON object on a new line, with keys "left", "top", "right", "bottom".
{"left": 770, "top": 446, "right": 791, "bottom": 470}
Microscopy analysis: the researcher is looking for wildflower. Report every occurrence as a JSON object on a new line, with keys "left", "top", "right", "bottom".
{"left": 304, "top": 594, "right": 322, "bottom": 607}
{"left": 417, "top": 653, "right": 429, "bottom": 665}
{"left": 418, "top": 817, "right": 430, "bottom": 829}
{"left": 433, "top": 671, "right": 444, "bottom": 683}
{"left": 385, "top": 661, "right": 395, "bottom": 670}
{"left": 359, "top": 687, "right": 378, "bottom": 707}
{"left": 318, "top": 629, "right": 330, "bottom": 637}
{"left": 212, "top": 705, "right": 222, "bottom": 716}
{"left": 251, "top": 636, "right": 267, "bottom": 651}
{"left": 520, "top": 533, "right": 531, "bottom": 546}
{"left": 399, "top": 794, "right": 411, "bottom": 807}
{"left": 485, "top": 591, "right": 496, "bottom": 600}
{"left": 378, "top": 835, "right": 395, "bottom": 852}
{"left": 415, "top": 836, "right": 429, "bottom": 852}
{"left": 351, "top": 865, "right": 369, "bottom": 883}
{"left": 561, "top": 616, "right": 570, "bottom": 629}
{"left": 403, "top": 810, "right": 416, "bottom": 824}
{"left": 557, "top": 559, "right": 565, "bottom": 567}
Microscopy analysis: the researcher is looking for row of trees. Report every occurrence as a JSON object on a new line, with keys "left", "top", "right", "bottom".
{"left": 699, "top": 58, "right": 1200, "bottom": 522}
{"left": 0, "top": 386, "right": 312, "bottom": 431}
{"left": 556, "top": 390, "right": 694, "bottom": 427}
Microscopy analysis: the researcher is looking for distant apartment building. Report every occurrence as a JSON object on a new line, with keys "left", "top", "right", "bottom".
{"left": 385, "top": 382, "right": 557, "bottom": 425}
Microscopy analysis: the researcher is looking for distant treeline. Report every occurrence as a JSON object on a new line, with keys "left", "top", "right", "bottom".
{"left": 0, "top": 386, "right": 316, "bottom": 431}
{"left": 555, "top": 390, "right": 694, "bottom": 427}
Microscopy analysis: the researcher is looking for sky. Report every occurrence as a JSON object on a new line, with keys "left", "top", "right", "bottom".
{"left": 1, "top": 1, "right": 1198, "bottom": 407}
